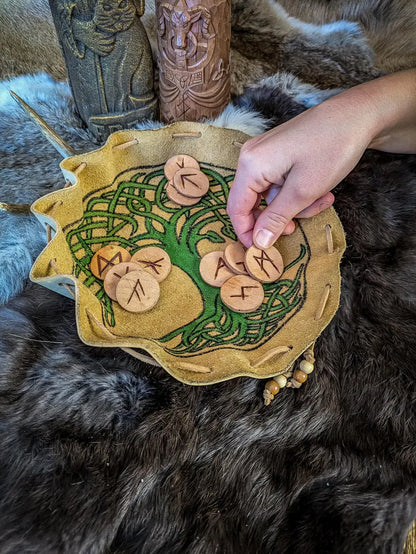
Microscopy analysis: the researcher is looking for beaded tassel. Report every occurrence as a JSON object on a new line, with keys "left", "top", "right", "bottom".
{"left": 263, "top": 344, "right": 316, "bottom": 405}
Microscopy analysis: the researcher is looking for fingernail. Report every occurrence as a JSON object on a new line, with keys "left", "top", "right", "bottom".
{"left": 254, "top": 229, "right": 275, "bottom": 249}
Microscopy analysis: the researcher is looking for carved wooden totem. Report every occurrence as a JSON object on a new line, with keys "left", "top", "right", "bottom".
{"left": 156, "top": 0, "right": 231, "bottom": 123}
{"left": 49, "top": 0, "right": 157, "bottom": 141}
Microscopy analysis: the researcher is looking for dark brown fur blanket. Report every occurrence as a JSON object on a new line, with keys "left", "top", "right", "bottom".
{"left": 0, "top": 2, "right": 415, "bottom": 553}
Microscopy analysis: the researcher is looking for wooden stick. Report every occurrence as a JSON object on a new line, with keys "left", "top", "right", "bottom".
{"left": 10, "top": 91, "right": 77, "bottom": 159}
{"left": 0, "top": 202, "right": 31, "bottom": 214}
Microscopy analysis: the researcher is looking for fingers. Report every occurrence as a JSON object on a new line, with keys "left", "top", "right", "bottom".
{"left": 254, "top": 209, "right": 296, "bottom": 236}
{"left": 227, "top": 160, "right": 265, "bottom": 248}
{"left": 227, "top": 145, "right": 286, "bottom": 247}
{"left": 251, "top": 166, "right": 312, "bottom": 248}
{"left": 295, "top": 192, "right": 335, "bottom": 218}
{"left": 227, "top": 135, "right": 336, "bottom": 248}
{"left": 282, "top": 220, "right": 296, "bottom": 235}
{"left": 264, "top": 184, "right": 281, "bottom": 205}
{"left": 252, "top": 189, "right": 335, "bottom": 248}
{"left": 230, "top": 180, "right": 334, "bottom": 248}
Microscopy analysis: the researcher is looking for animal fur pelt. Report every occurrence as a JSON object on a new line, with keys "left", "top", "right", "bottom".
{"left": 2, "top": 0, "right": 416, "bottom": 85}
{"left": 1, "top": 82, "right": 416, "bottom": 554}
{"left": 1, "top": 0, "right": 381, "bottom": 94}
{"left": 278, "top": 0, "right": 416, "bottom": 74}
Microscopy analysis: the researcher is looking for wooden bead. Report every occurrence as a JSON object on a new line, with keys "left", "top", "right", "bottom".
{"left": 275, "top": 375, "right": 287, "bottom": 388}
{"left": 116, "top": 270, "right": 160, "bottom": 313}
{"left": 166, "top": 181, "right": 200, "bottom": 206}
{"left": 300, "top": 360, "right": 314, "bottom": 374}
{"left": 173, "top": 168, "right": 209, "bottom": 198}
{"left": 200, "top": 251, "right": 235, "bottom": 287}
{"left": 90, "top": 245, "right": 131, "bottom": 280}
{"left": 224, "top": 241, "right": 248, "bottom": 275}
{"left": 164, "top": 154, "right": 199, "bottom": 180}
{"left": 103, "top": 261, "right": 142, "bottom": 301}
{"left": 245, "top": 245, "right": 284, "bottom": 283}
{"left": 220, "top": 274, "right": 264, "bottom": 313}
{"left": 293, "top": 369, "right": 308, "bottom": 383}
{"left": 131, "top": 246, "right": 171, "bottom": 282}
{"left": 265, "top": 380, "right": 280, "bottom": 395}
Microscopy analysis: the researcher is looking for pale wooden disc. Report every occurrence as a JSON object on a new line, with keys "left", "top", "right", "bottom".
{"left": 166, "top": 181, "right": 201, "bottom": 206}
{"left": 220, "top": 275, "right": 264, "bottom": 313}
{"left": 116, "top": 270, "right": 160, "bottom": 313}
{"left": 103, "top": 261, "right": 142, "bottom": 301}
{"left": 245, "top": 245, "right": 284, "bottom": 283}
{"left": 164, "top": 154, "right": 200, "bottom": 180}
{"left": 131, "top": 246, "right": 172, "bottom": 282}
{"left": 224, "top": 241, "right": 248, "bottom": 275}
{"left": 173, "top": 168, "right": 210, "bottom": 198}
{"left": 90, "top": 245, "right": 131, "bottom": 280}
{"left": 199, "top": 251, "right": 235, "bottom": 287}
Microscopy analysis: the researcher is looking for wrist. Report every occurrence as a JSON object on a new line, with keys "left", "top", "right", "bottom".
{"left": 343, "top": 70, "right": 416, "bottom": 153}
{"left": 314, "top": 85, "right": 383, "bottom": 150}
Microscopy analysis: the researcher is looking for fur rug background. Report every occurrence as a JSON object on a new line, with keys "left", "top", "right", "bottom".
{"left": 3, "top": 0, "right": 416, "bottom": 82}
{"left": 0, "top": 1, "right": 416, "bottom": 553}
{"left": 1, "top": 0, "right": 382, "bottom": 94}
{"left": 279, "top": 0, "right": 416, "bottom": 74}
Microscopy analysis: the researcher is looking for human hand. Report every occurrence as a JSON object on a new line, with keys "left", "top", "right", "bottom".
{"left": 227, "top": 96, "right": 377, "bottom": 249}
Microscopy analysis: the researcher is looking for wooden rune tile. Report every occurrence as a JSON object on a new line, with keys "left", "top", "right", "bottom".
{"left": 103, "top": 261, "right": 142, "bottom": 301}
{"left": 224, "top": 241, "right": 248, "bottom": 275}
{"left": 173, "top": 168, "right": 209, "bottom": 198}
{"left": 164, "top": 154, "right": 200, "bottom": 180}
{"left": 116, "top": 270, "right": 160, "bottom": 313}
{"left": 90, "top": 245, "right": 131, "bottom": 280}
{"left": 131, "top": 246, "right": 172, "bottom": 283}
{"left": 166, "top": 181, "right": 201, "bottom": 206}
{"left": 220, "top": 275, "right": 264, "bottom": 313}
{"left": 200, "top": 251, "right": 235, "bottom": 287}
{"left": 245, "top": 245, "right": 284, "bottom": 283}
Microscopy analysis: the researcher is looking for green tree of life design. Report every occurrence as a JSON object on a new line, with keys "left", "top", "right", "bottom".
{"left": 66, "top": 164, "right": 309, "bottom": 356}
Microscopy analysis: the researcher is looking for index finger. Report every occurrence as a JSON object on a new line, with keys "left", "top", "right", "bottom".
{"left": 227, "top": 165, "right": 260, "bottom": 247}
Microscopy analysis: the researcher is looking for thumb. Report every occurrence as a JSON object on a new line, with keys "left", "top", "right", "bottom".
{"left": 253, "top": 172, "right": 314, "bottom": 249}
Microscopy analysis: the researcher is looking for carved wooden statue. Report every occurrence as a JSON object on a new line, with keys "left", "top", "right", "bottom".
{"left": 156, "top": 0, "right": 231, "bottom": 123}
{"left": 49, "top": 0, "right": 157, "bottom": 141}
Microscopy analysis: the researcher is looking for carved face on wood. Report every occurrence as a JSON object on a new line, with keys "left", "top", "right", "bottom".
{"left": 156, "top": 0, "right": 231, "bottom": 122}
{"left": 94, "top": 0, "right": 136, "bottom": 33}
{"left": 159, "top": 2, "right": 212, "bottom": 57}
{"left": 170, "top": 8, "right": 205, "bottom": 50}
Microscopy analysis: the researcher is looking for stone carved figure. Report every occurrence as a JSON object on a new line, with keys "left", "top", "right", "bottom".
{"left": 49, "top": 0, "right": 157, "bottom": 140}
{"left": 156, "top": 0, "right": 231, "bottom": 122}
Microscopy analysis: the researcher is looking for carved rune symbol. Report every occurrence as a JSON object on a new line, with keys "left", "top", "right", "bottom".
{"left": 177, "top": 95, "right": 192, "bottom": 119}
{"left": 113, "top": 265, "right": 131, "bottom": 280}
{"left": 178, "top": 172, "right": 200, "bottom": 190}
{"left": 214, "top": 257, "right": 228, "bottom": 279}
{"left": 176, "top": 157, "right": 186, "bottom": 170}
{"left": 128, "top": 278, "right": 146, "bottom": 304}
{"left": 136, "top": 257, "right": 164, "bottom": 275}
{"left": 253, "top": 251, "right": 279, "bottom": 278}
{"left": 97, "top": 252, "right": 123, "bottom": 276}
{"left": 230, "top": 286, "right": 259, "bottom": 300}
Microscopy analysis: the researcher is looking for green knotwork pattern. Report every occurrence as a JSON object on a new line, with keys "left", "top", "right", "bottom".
{"left": 66, "top": 164, "right": 310, "bottom": 356}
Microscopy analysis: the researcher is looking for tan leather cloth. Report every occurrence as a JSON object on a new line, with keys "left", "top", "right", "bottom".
{"left": 31, "top": 122, "right": 346, "bottom": 385}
